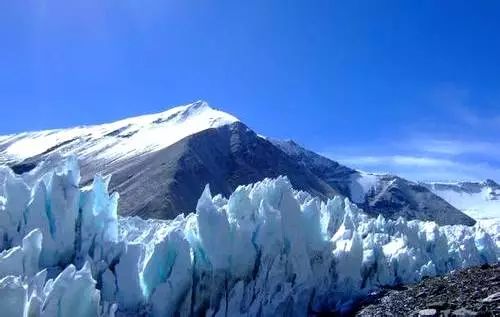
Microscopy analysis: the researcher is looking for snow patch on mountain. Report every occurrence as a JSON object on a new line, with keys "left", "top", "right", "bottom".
{"left": 0, "top": 158, "right": 497, "bottom": 316}
{"left": 349, "top": 172, "right": 380, "bottom": 204}
{"left": 272, "top": 139, "right": 475, "bottom": 226}
{"left": 424, "top": 180, "right": 500, "bottom": 220}
{"left": 424, "top": 181, "right": 500, "bottom": 253}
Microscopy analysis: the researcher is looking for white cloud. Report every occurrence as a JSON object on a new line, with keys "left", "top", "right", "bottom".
{"left": 454, "top": 106, "right": 500, "bottom": 128}
{"left": 338, "top": 155, "right": 455, "bottom": 167}
{"left": 431, "top": 83, "right": 500, "bottom": 130}
{"left": 408, "top": 138, "right": 500, "bottom": 156}
{"left": 330, "top": 153, "right": 500, "bottom": 182}
{"left": 391, "top": 155, "right": 455, "bottom": 167}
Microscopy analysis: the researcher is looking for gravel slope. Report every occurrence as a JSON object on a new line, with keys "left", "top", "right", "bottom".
{"left": 354, "top": 264, "right": 500, "bottom": 316}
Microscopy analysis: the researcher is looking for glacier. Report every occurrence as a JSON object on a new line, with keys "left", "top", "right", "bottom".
{"left": 0, "top": 157, "right": 498, "bottom": 316}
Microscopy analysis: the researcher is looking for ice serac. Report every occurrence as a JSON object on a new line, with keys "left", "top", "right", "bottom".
{"left": 0, "top": 276, "right": 26, "bottom": 317}
{"left": 0, "top": 157, "right": 119, "bottom": 317}
{"left": 41, "top": 262, "right": 101, "bottom": 317}
{"left": 0, "top": 158, "right": 497, "bottom": 316}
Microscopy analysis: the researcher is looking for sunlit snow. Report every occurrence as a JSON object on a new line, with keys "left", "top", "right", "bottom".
{"left": 427, "top": 182, "right": 500, "bottom": 220}
{"left": 0, "top": 100, "right": 238, "bottom": 164}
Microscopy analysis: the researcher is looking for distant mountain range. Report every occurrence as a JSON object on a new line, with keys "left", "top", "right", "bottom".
{"left": 0, "top": 101, "right": 477, "bottom": 225}
{"left": 423, "top": 179, "right": 500, "bottom": 220}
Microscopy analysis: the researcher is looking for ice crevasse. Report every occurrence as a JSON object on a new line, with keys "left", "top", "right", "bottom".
{"left": 0, "top": 157, "right": 497, "bottom": 316}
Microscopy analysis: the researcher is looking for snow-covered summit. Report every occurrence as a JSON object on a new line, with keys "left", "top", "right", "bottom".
{"left": 0, "top": 100, "right": 238, "bottom": 164}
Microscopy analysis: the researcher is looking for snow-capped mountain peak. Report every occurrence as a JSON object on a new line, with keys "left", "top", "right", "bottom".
{"left": 0, "top": 101, "right": 239, "bottom": 164}
{"left": 0, "top": 101, "right": 476, "bottom": 225}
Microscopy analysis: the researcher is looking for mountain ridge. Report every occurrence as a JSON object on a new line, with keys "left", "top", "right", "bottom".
{"left": 0, "top": 101, "right": 476, "bottom": 225}
{"left": 0, "top": 100, "right": 238, "bottom": 165}
{"left": 272, "top": 139, "right": 476, "bottom": 225}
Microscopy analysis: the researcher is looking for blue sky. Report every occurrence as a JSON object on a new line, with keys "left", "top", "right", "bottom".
{"left": 1, "top": 1, "right": 500, "bottom": 182}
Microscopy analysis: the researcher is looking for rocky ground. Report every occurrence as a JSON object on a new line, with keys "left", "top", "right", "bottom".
{"left": 353, "top": 264, "right": 500, "bottom": 316}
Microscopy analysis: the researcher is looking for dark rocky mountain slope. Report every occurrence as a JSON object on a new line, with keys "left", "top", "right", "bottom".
{"left": 0, "top": 101, "right": 475, "bottom": 225}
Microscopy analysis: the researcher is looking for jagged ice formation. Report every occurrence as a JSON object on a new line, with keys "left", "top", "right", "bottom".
{"left": 0, "top": 158, "right": 497, "bottom": 316}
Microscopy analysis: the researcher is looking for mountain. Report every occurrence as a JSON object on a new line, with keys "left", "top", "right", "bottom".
{"left": 0, "top": 101, "right": 475, "bottom": 225}
{"left": 272, "top": 140, "right": 476, "bottom": 226}
{"left": 423, "top": 180, "right": 500, "bottom": 220}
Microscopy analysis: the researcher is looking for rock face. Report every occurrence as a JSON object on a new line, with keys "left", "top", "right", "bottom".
{"left": 0, "top": 101, "right": 475, "bottom": 225}
{"left": 102, "top": 122, "right": 338, "bottom": 219}
{"left": 273, "top": 140, "right": 476, "bottom": 226}
{"left": 355, "top": 264, "right": 500, "bottom": 316}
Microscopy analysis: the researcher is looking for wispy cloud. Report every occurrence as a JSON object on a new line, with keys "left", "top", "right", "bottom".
{"left": 452, "top": 105, "right": 500, "bottom": 128}
{"left": 408, "top": 137, "right": 500, "bottom": 157}
{"left": 332, "top": 154, "right": 500, "bottom": 182}
{"left": 339, "top": 155, "right": 455, "bottom": 168}
{"left": 321, "top": 84, "right": 500, "bottom": 182}
{"left": 431, "top": 83, "right": 500, "bottom": 129}
{"left": 321, "top": 136, "right": 500, "bottom": 182}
